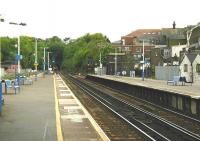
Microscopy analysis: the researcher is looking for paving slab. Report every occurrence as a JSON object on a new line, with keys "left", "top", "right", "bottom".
{"left": 0, "top": 74, "right": 57, "bottom": 141}
{"left": 54, "top": 74, "right": 109, "bottom": 141}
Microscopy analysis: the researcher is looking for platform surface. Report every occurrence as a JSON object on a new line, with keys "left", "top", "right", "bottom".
{"left": 54, "top": 74, "right": 107, "bottom": 141}
{"left": 90, "top": 75, "right": 200, "bottom": 99}
{"left": 0, "top": 74, "right": 57, "bottom": 141}
{"left": 0, "top": 74, "right": 107, "bottom": 141}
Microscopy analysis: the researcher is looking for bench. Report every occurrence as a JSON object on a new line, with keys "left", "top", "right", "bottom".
{"left": 20, "top": 76, "right": 33, "bottom": 85}
{"left": 5, "top": 80, "right": 20, "bottom": 94}
{"left": 167, "top": 76, "right": 192, "bottom": 86}
{"left": 167, "top": 76, "right": 180, "bottom": 85}
{"left": 24, "top": 77, "right": 33, "bottom": 85}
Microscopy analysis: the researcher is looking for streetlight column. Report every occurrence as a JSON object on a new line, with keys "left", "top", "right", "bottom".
{"left": 9, "top": 22, "right": 27, "bottom": 84}
{"left": 114, "top": 48, "right": 117, "bottom": 75}
{"left": 142, "top": 40, "right": 145, "bottom": 81}
{"left": 43, "top": 47, "right": 46, "bottom": 72}
{"left": 0, "top": 15, "right": 4, "bottom": 114}
{"left": 99, "top": 52, "right": 102, "bottom": 75}
{"left": 17, "top": 36, "right": 20, "bottom": 84}
{"left": 34, "top": 38, "right": 38, "bottom": 80}
{"left": 47, "top": 52, "right": 52, "bottom": 73}
{"left": 34, "top": 38, "right": 38, "bottom": 71}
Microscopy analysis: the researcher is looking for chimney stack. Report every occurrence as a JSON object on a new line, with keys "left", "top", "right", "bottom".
{"left": 173, "top": 21, "right": 176, "bottom": 29}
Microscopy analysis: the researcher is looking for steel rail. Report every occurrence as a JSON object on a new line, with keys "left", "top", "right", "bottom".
{"left": 67, "top": 75, "right": 171, "bottom": 141}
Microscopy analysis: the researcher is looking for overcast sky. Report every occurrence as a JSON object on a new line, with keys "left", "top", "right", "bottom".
{"left": 0, "top": 0, "right": 200, "bottom": 41}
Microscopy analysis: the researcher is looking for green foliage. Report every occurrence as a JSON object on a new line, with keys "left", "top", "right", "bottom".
{"left": 46, "top": 36, "right": 66, "bottom": 70}
{"left": 1, "top": 37, "right": 17, "bottom": 64}
{"left": 0, "top": 36, "right": 64, "bottom": 71}
{"left": 169, "top": 39, "right": 186, "bottom": 46}
{"left": 1, "top": 34, "right": 111, "bottom": 74}
{"left": 62, "top": 33, "right": 113, "bottom": 73}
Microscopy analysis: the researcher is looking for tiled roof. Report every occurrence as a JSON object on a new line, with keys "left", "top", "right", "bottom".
{"left": 125, "top": 29, "right": 161, "bottom": 37}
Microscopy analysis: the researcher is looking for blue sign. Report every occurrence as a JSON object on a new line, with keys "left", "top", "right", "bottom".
{"left": 15, "top": 54, "right": 22, "bottom": 61}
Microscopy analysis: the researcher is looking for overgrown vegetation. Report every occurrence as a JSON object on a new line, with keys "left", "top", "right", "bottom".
{"left": 1, "top": 33, "right": 113, "bottom": 74}
{"left": 62, "top": 33, "right": 113, "bottom": 73}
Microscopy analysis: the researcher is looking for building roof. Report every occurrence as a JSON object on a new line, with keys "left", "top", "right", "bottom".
{"left": 112, "top": 40, "right": 121, "bottom": 45}
{"left": 124, "top": 29, "right": 161, "bottom": 37}
{"left": 185, "top": 54, "right": 197, "bottom": 63}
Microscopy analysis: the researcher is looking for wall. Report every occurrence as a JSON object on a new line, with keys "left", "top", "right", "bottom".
{"left": 155, "top": 66, "right": 180, "bottom": 80}
{"left": 180, "top": 56, "right": 191, "bottom": 81}
{"left": 192, "top": 55, "right": 200, "bottom": 82}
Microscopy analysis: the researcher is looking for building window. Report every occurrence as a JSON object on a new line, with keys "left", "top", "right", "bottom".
{"left": 122, "top": 39, "right": 125, "bottom": 45}
{"left": 196, "top": 64, "right": 200, "bottom": 74}
{"left": 184, "top": 64, "right": 188, "bottom": 72}
{"left": 136, "top": 47, "right": 141, "bottom": 53}
{"left": 125, "top": 47, "right": 129, "bottom": 51}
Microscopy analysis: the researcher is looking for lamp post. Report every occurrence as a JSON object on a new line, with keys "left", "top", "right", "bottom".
{"left": 0, "top": 14, "right": 4, "bottom": 114}
{"left": 34, "top": 38, "right": 38, "bottom": 80}
{"left": 99, "top": 51, "right": 102, "bottom": 75}
{"left": 114, "top": 48, "right": 117, "bottom": 76}
{"left": 97, "top": 42, "right": 103, "bottom": 76}
{"left": 142, "top": 40, "right": 145, "bottom": 81}
{"left": 17, "top": 36, "right": 21, "bottom": 84}
{"left": 47, "top": 52, "right": 52, "bottom": 73}
{"left": 9, "top": 22, "right": 27, "bottom": 85}
{"left": 43, "top": 47, "right": 46, "bottom": 72}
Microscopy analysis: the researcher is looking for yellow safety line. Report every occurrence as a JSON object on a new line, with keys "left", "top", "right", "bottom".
{"left": 60, "top": 75, "right": 110, "bottom": 141}
{"left": 53, "top": 75, "right": 64, "bottom": 141}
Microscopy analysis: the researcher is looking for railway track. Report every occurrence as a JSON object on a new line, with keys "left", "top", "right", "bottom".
{"left": 84, "top": 76, "right": 200, "bottom": 135}
{"left": 61, "top": 73, "right": 200, "bottom": 141}
{"left": 62, "top": 74, "right": 147, "bottom": 141}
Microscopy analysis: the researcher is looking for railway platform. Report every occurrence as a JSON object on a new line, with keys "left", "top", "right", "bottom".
{"left": 54, "top": 74, "right": 108, "bottom": 141}
{"left": 0, "top": 74, "right": 57, "bottom": 141}
{"left": 0, "top": 74, "right": 107, "bottom": 141}
{"left": 91, "top": 75, "right": 200, "bottom": 99}
{"left": 87, "top": 74, "right": 200, "bottom": 117}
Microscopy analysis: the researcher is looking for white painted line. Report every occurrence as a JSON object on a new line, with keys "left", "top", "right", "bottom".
{"left": 58, "top": 85, "right": 66, "bottom": 88}
{"left": 64, "top": 106, "right": 81, "bottom": 110}
{"left": 67, "top": 109, "right": 79, "bottom": 114}
{"left": 60, "top": 93, "right": 72, "bottom": 97}
{"left": 61, "top": 115, "right": 87, "bottom": 119}
{"left": 59, "top": 89, "right": 69, "bottom": 92}
{"left": 58, "top": 99, "right": 77, "bottom": 105}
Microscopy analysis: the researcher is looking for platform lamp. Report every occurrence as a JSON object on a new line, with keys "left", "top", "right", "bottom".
{"left": 142, "top": 40, "right": 145, "bottom": 81}
{"left": 0, "top": 14, "right": 4, "bottom": 114}
{"left": 9, "top": 21, "right": 27, "bottom": 85}
{"left": 47, "top": 52, "right": 52, "bottom": 73}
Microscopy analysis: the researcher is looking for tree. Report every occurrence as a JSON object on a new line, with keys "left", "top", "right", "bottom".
{"left": 62, "top": 33, "right": 113, "bottom": 73}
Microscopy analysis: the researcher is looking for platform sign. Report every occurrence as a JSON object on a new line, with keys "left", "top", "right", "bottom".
{"left": 15, "top": 55, "right": 23, "bottom": 61}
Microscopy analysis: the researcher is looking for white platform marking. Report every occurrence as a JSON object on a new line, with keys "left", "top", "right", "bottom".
{"left": 59, "top": 99, "right": 77, "bottom": 105}
{"left": 60, "top": 93, "right": 72, "bottom": 97}
{"left": 59, "top": 89, "right": 69, "bottom": 92}
{"left": 61, "top": 115, "right": 86, "bottom": 119}
{"left": 64, "top": 106, "right": 81, "bottom": 110}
